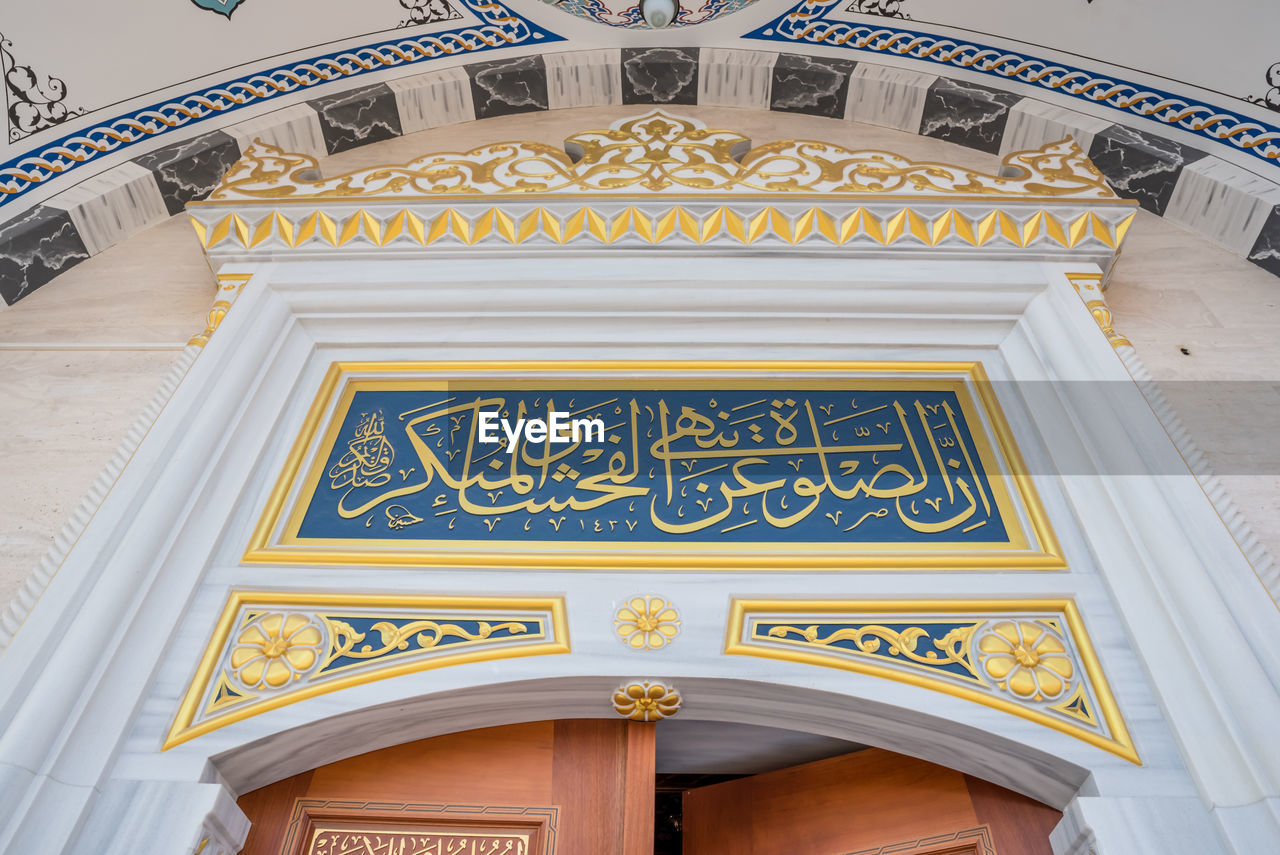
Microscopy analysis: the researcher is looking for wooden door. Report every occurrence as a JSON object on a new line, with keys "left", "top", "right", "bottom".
{"left": 682, "top": 747, "right": 1061, "bottom": 855}
{"left": 236, "top": 719, "right": 655, "bottom": 855}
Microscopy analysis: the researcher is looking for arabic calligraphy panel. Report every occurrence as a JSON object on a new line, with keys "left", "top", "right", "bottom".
{"left": 309, "top": 828, "right": 532, "bottom": 855}
{"left": 248, "top": 364, "right": 1061, "bottom": 569}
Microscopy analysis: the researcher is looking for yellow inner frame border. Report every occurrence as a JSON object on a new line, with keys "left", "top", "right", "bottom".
{"left": 724, "top": 598, "right": 1139, "bottom": 765}
{"left": 244, "top": 361, "right": 1064, "bottom": 570}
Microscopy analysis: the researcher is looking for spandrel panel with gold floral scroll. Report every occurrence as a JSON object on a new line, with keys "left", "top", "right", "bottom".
{"left": 246, "top": 363, "right": 1062, "bottom": 569}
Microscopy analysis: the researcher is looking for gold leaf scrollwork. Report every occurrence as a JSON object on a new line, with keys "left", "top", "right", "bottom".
{"left": 1068, "top": 272, "right": 1131, "bottom": 348}
{"left": 326, "top": 618, "right": 531, "bottom": 664}
{"left": 200, "top": 113, "right": 1119, "bottom": 203}
{"left": 187, "top": 273, "right": 252, "bottom": 348}
{"left": 1084, "top": 301, "right": 1132, "bottom": 348}
{"left": 765, "top": 623, "right": 980, "bottom": 679}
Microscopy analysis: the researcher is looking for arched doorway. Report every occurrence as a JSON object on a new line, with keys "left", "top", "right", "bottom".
{"left": 236, "top": 719, "right": 1061, "bottom": 855}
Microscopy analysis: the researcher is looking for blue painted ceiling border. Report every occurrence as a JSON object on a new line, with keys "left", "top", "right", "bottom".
{"left": 0, "top": 0, "right": 563, "bottom": 208}
{"left": 744, "top": 0, "right": 1280, "bottom": 171}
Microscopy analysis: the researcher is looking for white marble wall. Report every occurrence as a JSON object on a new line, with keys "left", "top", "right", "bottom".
{"left": 3, "top": 107, "right": 1280, "bottom": 855}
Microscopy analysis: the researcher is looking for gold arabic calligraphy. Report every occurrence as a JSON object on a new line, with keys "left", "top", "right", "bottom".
{"left": 304, "top": 387, "right": 1005, "bottom": 544}
{"left": 311, "top": 830, "right": 528, "bottom": 855}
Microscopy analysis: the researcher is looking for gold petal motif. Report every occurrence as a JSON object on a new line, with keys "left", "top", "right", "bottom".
{"left": 612, "top": 680, "right": 682, "bottom": 721}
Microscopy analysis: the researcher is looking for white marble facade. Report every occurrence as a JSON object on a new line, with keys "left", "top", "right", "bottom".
{"left": 3, "top": 240, "right": 1280, "bottom": 855}
{"left": 3, "top": 103, "right": 1280, "bottom": 855}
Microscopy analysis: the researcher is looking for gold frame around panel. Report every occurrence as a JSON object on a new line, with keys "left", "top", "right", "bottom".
{"left": 723, "top": 598, "right": 1139, "bottom": 764}
{"left": 242, "top": 361, "right": 1063, "bottom": 570}
{"left": 164, "top": 592, "right": 571, "bottom": 750}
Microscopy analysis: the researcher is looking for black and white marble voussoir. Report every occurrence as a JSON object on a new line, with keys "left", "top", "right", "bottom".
{"left": 770, "top": 53, "right": 858, "bottom": 119}
{"left": 466, "top": 55, "right": 550, "bottom": 120}
{"left": 1249, "top": 206, "right": 1280, "bottom": 277}
{"left": 919, "top": 77, "right": 1022, "bottom": 154}
{"left": 1088, "top": 124, "right": 1209, "bottom": 216}
{"left": 307, "top": 83, "right": 404, "bottom": 155}
{"left": 622, "top": 48, "right": 699, "bottom": 106}
{"left": 4, "top": 46, "right": 1280, "bottom": 307}
{"left": 132, "top": 131, "right": 243, "bottom": 217}
{"left": 0, "top": 205, "right": 90, "bottom": 305}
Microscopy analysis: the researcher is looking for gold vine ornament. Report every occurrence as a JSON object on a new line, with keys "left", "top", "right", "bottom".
{"left": 198, "top": 111, "right": 1121, "bottom": 203}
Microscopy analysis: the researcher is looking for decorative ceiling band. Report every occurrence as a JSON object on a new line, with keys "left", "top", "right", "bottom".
{"left": 747, "top": 0, "right": 1280, "bottom": 167}
{"left": 0, "top": 0, "right": 562, "bottom": 205}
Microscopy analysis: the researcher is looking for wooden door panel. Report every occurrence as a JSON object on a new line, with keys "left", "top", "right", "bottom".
{"left": 683, "top": 748, "right": 1060, "bottom": 855}
{"left": 237, "top": 720, "right": 654, "bottom": 855}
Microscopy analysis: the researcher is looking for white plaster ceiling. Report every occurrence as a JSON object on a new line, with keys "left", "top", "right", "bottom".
{"left": 655, "top": 719, "right": 865, "bottom": 774}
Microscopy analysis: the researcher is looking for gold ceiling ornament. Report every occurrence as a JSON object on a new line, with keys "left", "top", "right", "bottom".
{"left": 614, "top": 596, "right": 681, "bottom": 650}
{"left": 612, "top": 680, "right": 682, "bottom": 721}
{"left": 1067, "top": 271, "right": 1131, "bottom": 348}
{"left": 198, "top": 110, "right": 1121, "bottom": 203}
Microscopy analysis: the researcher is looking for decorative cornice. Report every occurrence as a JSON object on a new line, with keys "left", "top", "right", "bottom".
{"left": 199, "top": 111, "right": 1120, "bottom": 202}
{"left": 188, "top": 112, "right": 1136, "bottom": 268}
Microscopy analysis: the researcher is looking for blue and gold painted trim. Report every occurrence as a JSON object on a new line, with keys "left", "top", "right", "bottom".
{"left": 724, "top": 598, "right": 1139, "bottom": 763}
{"left": 243, "top": 360, "right": 1063, "bottom": 570}
{"left": 164, "top": 591, "right": 570, "bottom": 749}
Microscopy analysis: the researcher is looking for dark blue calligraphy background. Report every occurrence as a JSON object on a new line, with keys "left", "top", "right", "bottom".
{"left": 296, "top": 387, "right": 1010, "bottom": 544}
